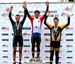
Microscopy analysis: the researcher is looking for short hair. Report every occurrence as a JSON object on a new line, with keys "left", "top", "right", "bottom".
{"left": 54, "top": 17, "right": 59, "bottom": 21}
{"left": 34, "top": 10, "right": 40, "bottom": 14}
{"left": 16, "top": 14, "right": 20, "bottom": 17}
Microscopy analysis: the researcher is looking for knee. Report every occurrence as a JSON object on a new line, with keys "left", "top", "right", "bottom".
{"left": 32, "top": 44, "right": 35, "bottom": 48}
{"left": 13, "top": 48, "right": 16, "bottom": 52}
{"left": 19, "top": 48, "right": 22, "bottom": 53}
{"left": 32, "top": 47, "right": 35, "bottom": 51}
{"left": 37, "top": 47, "right": 40, "bottom": 52}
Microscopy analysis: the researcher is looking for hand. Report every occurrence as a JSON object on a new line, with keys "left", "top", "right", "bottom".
{"left": 46, "top": 1, "right": 49, "bottom": 6}
{"left": 23, "top": 1, "right": 27, "bottom": 9}
{"left": 46, "top": 12, "right": 49, "bottom": 16}
{"left": 10, "top": 6, "right": 13, "bottom": 12}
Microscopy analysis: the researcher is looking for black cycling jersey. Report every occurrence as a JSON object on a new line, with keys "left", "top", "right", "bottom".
{"left": 9, "top": 9, "right": 27, "bottom": 36}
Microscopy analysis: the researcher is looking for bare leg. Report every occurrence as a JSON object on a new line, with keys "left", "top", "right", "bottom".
{"left": 13, "top": 47, "right": 16, "bottom": 63}
{"left": 19, "top": 47, "right": 23, "bottom": 62}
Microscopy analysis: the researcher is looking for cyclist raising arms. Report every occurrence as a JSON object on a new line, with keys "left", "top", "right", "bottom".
{"left": 24, "top": 1, "right": 49, "bottom": 61}
{"left": 44, "top": 12, "right": 70, "bottom": 64}
{"left": 9, "top": 2, "right": 27, "bottom": 64}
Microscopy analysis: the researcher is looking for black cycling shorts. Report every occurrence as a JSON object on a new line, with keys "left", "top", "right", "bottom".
{"left": 50, "top": 41, "right": 60, "bottom": 48}
{"left": 13, "top": 35, "right": 23, "bottom": 47}
{"left": 31, "top": 35, "right": 41, "bottom": 52}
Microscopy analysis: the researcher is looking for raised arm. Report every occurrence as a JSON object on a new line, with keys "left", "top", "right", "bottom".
{"left": 23, "top": 1, "right": 34, "bottom": 21}
{"left": 40, "top": 1, "right": 49, "bottom": 22}
{"left": 26, "top": 8, "right": 34, "bottom": 21}
{"left": 64, "top": 16, "right": 70, "bottom": 28}
{"left": 9, "top": 6, "right": 15, "bottom": 24}
{"left": 60, "top": 15, "right": 70, "bottom": 29}
{"left": 44, "top": 1, "right": 49, "bottom": 16}
{"left": 21, "top": 2, "right": 27, "bottom": 25}
{"left": 44, "top": 12, "right": 53, "bottom": 29}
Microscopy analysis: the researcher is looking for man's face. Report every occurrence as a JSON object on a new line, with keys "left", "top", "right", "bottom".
{"left": 54, "top": 19, "right": 59, "bottom": 26}
{"left": 15, "top": 15, "right": 20, "bottom": 22}
{"left": 35, "top": 12, "right": 40, "bottom": 18}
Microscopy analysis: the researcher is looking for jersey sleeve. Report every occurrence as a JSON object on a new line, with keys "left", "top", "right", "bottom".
{"left": 47, "top": 23, "right": 54, "bottom": 29}
{"left": 40, "top": 5, "right": 49, "bottom": 23}
{"left": 9, "top": 12, "right": 15, "bottom": 25}
{"left": 21, "top": 9, "right": 27, "bottom": 25}
{"left": 59, "top": 24, "right": 67, "bottom": 29}
{"left": 40, "top": 16, "right": 45, "bottom": 23}
{"left": 26, "top": 8, "right": 34, "bottom": 22}
{"left": 29, "top": 15, "right": 34, "bottom": 22}
{"left": 44, "top": 16, "right": 54, "bottom": 29}
{"left": 59, "top": 17, "right": 70, "bottom": 29}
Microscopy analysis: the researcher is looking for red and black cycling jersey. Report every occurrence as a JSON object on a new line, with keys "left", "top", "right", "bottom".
{"left": 26, "top": 5, "right": 49, "bottom": 33}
